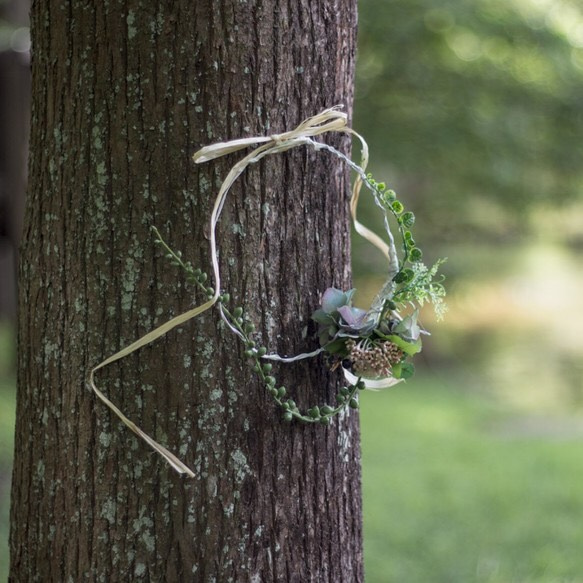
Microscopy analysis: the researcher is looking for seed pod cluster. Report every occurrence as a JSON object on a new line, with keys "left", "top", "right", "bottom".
{"left": 346, "top": 338, "right": 403, "bottom": 378}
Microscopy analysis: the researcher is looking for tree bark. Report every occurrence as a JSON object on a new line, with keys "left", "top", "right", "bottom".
{"left": 10, "top": 1, "right": 361, "bottom": 581}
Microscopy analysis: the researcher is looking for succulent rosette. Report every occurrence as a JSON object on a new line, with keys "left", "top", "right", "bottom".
{"left": 312, "top": 287, "right": 427, "bottom": 389}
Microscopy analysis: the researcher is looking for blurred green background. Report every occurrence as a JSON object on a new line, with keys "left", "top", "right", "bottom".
{"left": 353, "top": 0, "right": 583, "bottom": 580}
{"left": 1, "top": 0, "right": 583, "bottom": 581}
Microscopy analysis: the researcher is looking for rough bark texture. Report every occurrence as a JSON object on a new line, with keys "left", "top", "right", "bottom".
{"left": 10, "top": 1, "right": 361, "bottom": 581}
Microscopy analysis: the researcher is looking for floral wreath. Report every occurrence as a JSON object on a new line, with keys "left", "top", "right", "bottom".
{"left": 89, "top": 106, "right": 447, "bottom": 476}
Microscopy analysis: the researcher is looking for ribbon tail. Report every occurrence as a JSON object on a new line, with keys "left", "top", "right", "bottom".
{"left": 89, "top": 372, "right": 196, "bottom": 477}
{"left": 89, "top": 296, "right": 219, "bottom": 478}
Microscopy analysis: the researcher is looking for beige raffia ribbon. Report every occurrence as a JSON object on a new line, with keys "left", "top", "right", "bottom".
{"left": 89, "top": 105, "right": 394, "bottom": 476}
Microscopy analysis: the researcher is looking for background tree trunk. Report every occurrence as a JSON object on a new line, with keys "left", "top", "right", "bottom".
{"left": 0, "top": 0, "right": 29, "bottom": 321}
{"left": 10, "top": 0, "right": 361, "bottom": 580}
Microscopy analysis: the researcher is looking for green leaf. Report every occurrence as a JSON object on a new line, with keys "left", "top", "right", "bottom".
{"left": 400, "top": 362, "right": 415, "bottom": 379}
{"left": 393, "top": 310, "right": 422, "bottom": 341}
{"left": 409, "top": 247, "right": 423, "bottom": 262}
{"left": 321, "top": 288, "right": 355, "bottom": 313}
{"left": 392, "top": 200, "right": 404, "bottom": 214}
{"left": 392, "top": 362, "right": 402, "bottom": 378}
{"left": 385, "top": 334, "right": 422, "bottom": 356}
{"left": 312, "top": 309, "right": 335, "bottom": 325}
{"left": 394, "top": 268, "right": 414, "bottom": 284}
{"left": 391, "top": 361, "right": 414, "bottom": 379}
{"left": 401, "top": 211, "right": 415, "bottom": 228}
{"left": 324, "top": 338, "right": 349, "bottom": 356}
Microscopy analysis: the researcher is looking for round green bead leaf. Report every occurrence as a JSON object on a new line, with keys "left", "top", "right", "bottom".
{"left": 401, "top": 212, "right": 415, "bottom": 228}
{"left": 391, "top": 200, "right": 404, "bottom": 214}
{"left": 409, "top": 247, "right": 423, "bottom": 262}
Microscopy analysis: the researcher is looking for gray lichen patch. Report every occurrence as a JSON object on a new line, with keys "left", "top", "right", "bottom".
{"left": 100, "top": 498, "right": 117, "bottom": 525}
{"left": 230, "top": 449, "right": 251, "bottom": 484}
{"left": 209, "top": 388, "right": 222, "bottom": 401}
{"left": 120, "top": 256, "right": 140, "bottom": 312}
{"left": 126, "top": 10, "right": 137, "bottom": 40}
{"left": 134, "top": 563, "right": 147, "bottom": 577}
{"left": 231, "top": 223, "right": 246, "bottom": 237}
{"left": 99, "top": 432, "right": 112, "bottom": 448}
{"left": 132, "top": 512, "right": 155, "bottom": 552}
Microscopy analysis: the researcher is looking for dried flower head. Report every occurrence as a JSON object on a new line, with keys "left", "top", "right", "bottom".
{"left": 346, "top": 339, "right": 404, "bottom": 378}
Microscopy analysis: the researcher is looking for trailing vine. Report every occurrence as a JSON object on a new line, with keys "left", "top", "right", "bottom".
{"left": 153, "top": 227, "right": 365, "bottom": 424}
{"left": 364, "top": 175, "right": 447, "bottom": 318}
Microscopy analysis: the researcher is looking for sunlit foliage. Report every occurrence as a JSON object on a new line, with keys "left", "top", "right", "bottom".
{"left": 355, "top": 0, "right": 583, "bottom": 239}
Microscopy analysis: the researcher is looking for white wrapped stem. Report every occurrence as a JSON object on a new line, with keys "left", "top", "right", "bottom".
{"left": 342, "top": 367, "right": 403, "bottom": 391}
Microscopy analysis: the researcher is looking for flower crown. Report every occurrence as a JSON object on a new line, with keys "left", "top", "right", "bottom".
{"left": 89, "top": 106, "right": 446, "bottom": 476}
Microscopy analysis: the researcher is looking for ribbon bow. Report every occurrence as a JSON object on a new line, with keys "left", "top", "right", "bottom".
{"left": 192, "top": 106, "right": 350, "bottom": 163}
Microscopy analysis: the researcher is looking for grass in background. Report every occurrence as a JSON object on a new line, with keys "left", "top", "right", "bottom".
{"left": 0, "top": 323, "right": 15, "bottom": 583}
{"left": 361, "top": 372, "right": 583, "bottom": 582}
{"left": 0, "top": 385, "right": 15, "bottom": 583}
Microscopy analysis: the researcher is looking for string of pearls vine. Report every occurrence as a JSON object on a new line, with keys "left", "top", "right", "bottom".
{"left": 153, "top": 227, "right": 364, "bottom": 424}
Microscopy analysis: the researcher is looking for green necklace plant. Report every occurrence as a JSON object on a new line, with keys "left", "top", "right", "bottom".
{"left": 89, "top": 106, "right": 447, "bottom": 476}
{"left": 309, "top": 173, "right": 447, "bottom": 387}
{"left": 153, "top": 227, "right": 366, "bottom": 425}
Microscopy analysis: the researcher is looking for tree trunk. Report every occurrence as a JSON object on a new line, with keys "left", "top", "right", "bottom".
{"left": 10, "top": 1, "right": 361, "bottom": 581}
